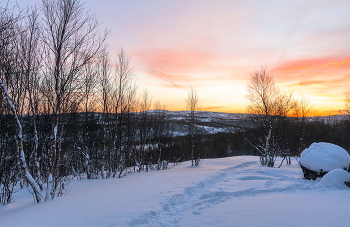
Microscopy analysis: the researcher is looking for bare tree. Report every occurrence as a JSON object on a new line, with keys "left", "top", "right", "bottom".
{"left": 119, "top": 81, "right": 138, "bottom": 176}
{"left": 152, "top": 102, "right": 172, "bottom": 170}
{"left": 0, "top": 3, "right": 44, "bottom": 203}
{"left": 186, "top": 87, "right": 201, "bottom": 166}
{"left": 20, "top": 7, "right": 45, "bottom": 191}
{"left": 293, "top": 95, "right": 314, "bottom": 119}
{"left": 110, "top": 48, "right": 137, "bottom": 177}
{"left": 291, "top": 95, "right": 314, "bottom": 157}
{"left": 97, "top": 51, "right": 112, "bottom": 178}
{"left": 275, "top": 91, "right": 295, "bottom": 117}
{"left": 246, "top": 66, "right": 279, "bottom": 117}
{"left": 245, "top": 66, "right": 295, "bottom": 167}
{"left": 137, "top": 88, "right": 152, "bottom": 171}
{"left": 79, "top": 60, "right": 101, "bottom": 179}
{"left": 40, "top": 0, "right": 107, "bottom": 200}
{"left": 344, "top": 92, "right": 350, "bottom": 118}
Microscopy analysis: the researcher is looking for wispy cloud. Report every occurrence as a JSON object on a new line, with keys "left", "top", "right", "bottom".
{"left": 323, "top": 56, "right": 350, "bottom": 67}
{"left": 202, "top": 106, "right": 225, "bottom": 111}
{"left": 287, "top": 80, "right": 328, "bottom": 87}
{"left": 273, "top": 57, "right": 340, "bottom": 73}
{"left": 135, "top": 48, "right": 239, "bottom": 88}
{"left": 286, "top": 77, "right": 350, "bottom": 87}
{"left": 272, "top": 56, "right": 350, "bottom": 86}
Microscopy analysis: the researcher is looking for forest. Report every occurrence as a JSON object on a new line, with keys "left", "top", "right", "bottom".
{"left": 1, "top": 0, "right": 350, "bottom": 205}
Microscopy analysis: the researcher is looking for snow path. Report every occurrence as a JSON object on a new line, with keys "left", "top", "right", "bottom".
{"left": 127, "top": 160, "right": 315, "bottom": 227}
{"left": 128, "top": 161, "right": 256, "bottom": 226}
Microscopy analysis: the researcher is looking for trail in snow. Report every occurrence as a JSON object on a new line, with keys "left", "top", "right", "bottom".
{"left": 127, "top": 161, "right": 316, "bottom": 227}
{"left": 2, "top": 156, "right": 350, "bottom": 227}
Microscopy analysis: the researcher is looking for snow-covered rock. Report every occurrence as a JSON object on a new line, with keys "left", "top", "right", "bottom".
{"left": 320, "top": 169, "right": 350, "bottom": 189}
{"left": 300, "top": 142, "right": 350, "bottom": 180}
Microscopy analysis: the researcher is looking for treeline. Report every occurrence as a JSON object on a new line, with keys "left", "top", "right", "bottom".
{"left": 0, "top": 0, "right": 192, "bottom": 204}
{"left": 183, "top": 117, "right": 350, "bottom": 162}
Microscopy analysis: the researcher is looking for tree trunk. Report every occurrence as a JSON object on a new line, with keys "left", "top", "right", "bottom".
{"left": 0, "top": 82, "right": 42, "bottom": 202}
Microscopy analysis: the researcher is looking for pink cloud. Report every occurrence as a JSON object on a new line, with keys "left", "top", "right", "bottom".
{"left": 286, "top": 76, "right": 350, "bottom": 87}
{"left": 140, "top": 49, "right": 213, "bottom": 73}
{"left": 271, "top": 56, "right": 350, "bottom": 85}
{"left": 135, "top": 48, "right": 237, "bottom": 88}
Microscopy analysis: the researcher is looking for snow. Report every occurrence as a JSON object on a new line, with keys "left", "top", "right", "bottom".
{"left": 300, "top": 142, "right": 350, "bottom": 172}
{"left": 1, "top": 156, "right": 350, "bottom": 227}
{"left": 320, "top": 169, "right": 350, "bottom": 190}
{"left": 53, "top": 125, "right": 58, "bottom": 138}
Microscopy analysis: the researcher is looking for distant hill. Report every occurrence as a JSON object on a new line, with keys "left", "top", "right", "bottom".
{"left": 147, "top": 110, "right": 349, "bottom": 136}
{"left": 147, "top": 110, "right": 250, "bottom": 136}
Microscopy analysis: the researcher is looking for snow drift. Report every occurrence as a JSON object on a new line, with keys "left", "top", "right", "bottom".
{"left": 320, "top": 169, "right": 350, "bottom": 189}
{"left": 300, "top": 142, "right": 350, "bottom": 180}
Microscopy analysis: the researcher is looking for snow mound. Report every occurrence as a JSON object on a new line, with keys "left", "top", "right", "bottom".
{"left": 320, "top": 169, "right": 350, "bottom": 189}
{"left": 300, "top": 142, "right": 350, "bottom": 173}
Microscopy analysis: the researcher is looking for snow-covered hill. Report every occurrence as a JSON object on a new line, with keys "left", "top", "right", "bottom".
{"left": 155, "top": 110, "right": 250, "bottom": 136}
{"left": 149, "top": 110, "right": 349, "bottom": 136}
{"left": 1, "top": 156, "right": 350, "bottom": 227}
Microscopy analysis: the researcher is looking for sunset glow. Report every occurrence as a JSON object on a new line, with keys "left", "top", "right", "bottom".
{"left": 18, "top": 0, "right": 350, "bottom": 115}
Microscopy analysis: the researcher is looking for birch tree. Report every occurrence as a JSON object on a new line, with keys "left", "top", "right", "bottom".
{"left": 109, "top": 48, "right": 138, "bottom": 177}
{"left": 153, "top": 102, "right": 172, "bottom": 170}
{"left": 0, "top": 5, "right": 43, "bottom": 202}
{"left": 98, "top": 51, "right": 112, "bottom": 178}
{"left": 245, "top": 66, "right": 295, "bottom": 167}
{"left": 40, "top": 0, "right": 107, "bottom": 200}
{"left": 137, "top": 88, "right": 152, "bottom": 171}
{"left": 20, "top": 7, "right": 46, "bottom": 191}
{"left": 185, "top": 87, "right": 201, "bottom": 166}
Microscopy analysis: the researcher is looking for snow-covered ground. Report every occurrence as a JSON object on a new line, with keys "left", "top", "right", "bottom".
{"left": 1, "top": 156, "right": 350, "bottom": 227}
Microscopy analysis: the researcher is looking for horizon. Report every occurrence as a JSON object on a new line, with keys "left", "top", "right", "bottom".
{"left": 49, "top": 109, "right": 349, "bottom": 118}
{"left": 15, "top": 0, "right": 350, "bottom": 116}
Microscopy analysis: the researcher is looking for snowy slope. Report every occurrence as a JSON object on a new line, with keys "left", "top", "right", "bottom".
{"left": 1, "top": 156, "right": 350, "bottom": 227}
{"left": 153, "top": 111, "right": 249, "bottom": 135}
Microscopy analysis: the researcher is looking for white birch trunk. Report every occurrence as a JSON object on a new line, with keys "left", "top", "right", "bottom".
{"left": 46, "top": 173, "right": 52, "bottom": 200}
{"left": 0, "top": 81, "right": 43, "bottom": 202}
{"left": 264, "top": 128, "right": 272, "bottom": 167}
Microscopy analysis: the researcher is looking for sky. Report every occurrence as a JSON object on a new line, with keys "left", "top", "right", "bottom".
{"left": 16, "top": 0, "right": 350, "bottom": 115}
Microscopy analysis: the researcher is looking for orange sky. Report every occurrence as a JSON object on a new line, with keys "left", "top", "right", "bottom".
{"left": 271, "top": 56, "right": 350, "bottom": 115}
{"left": 18, "top": 0, "right": 350, "bottom": 115}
